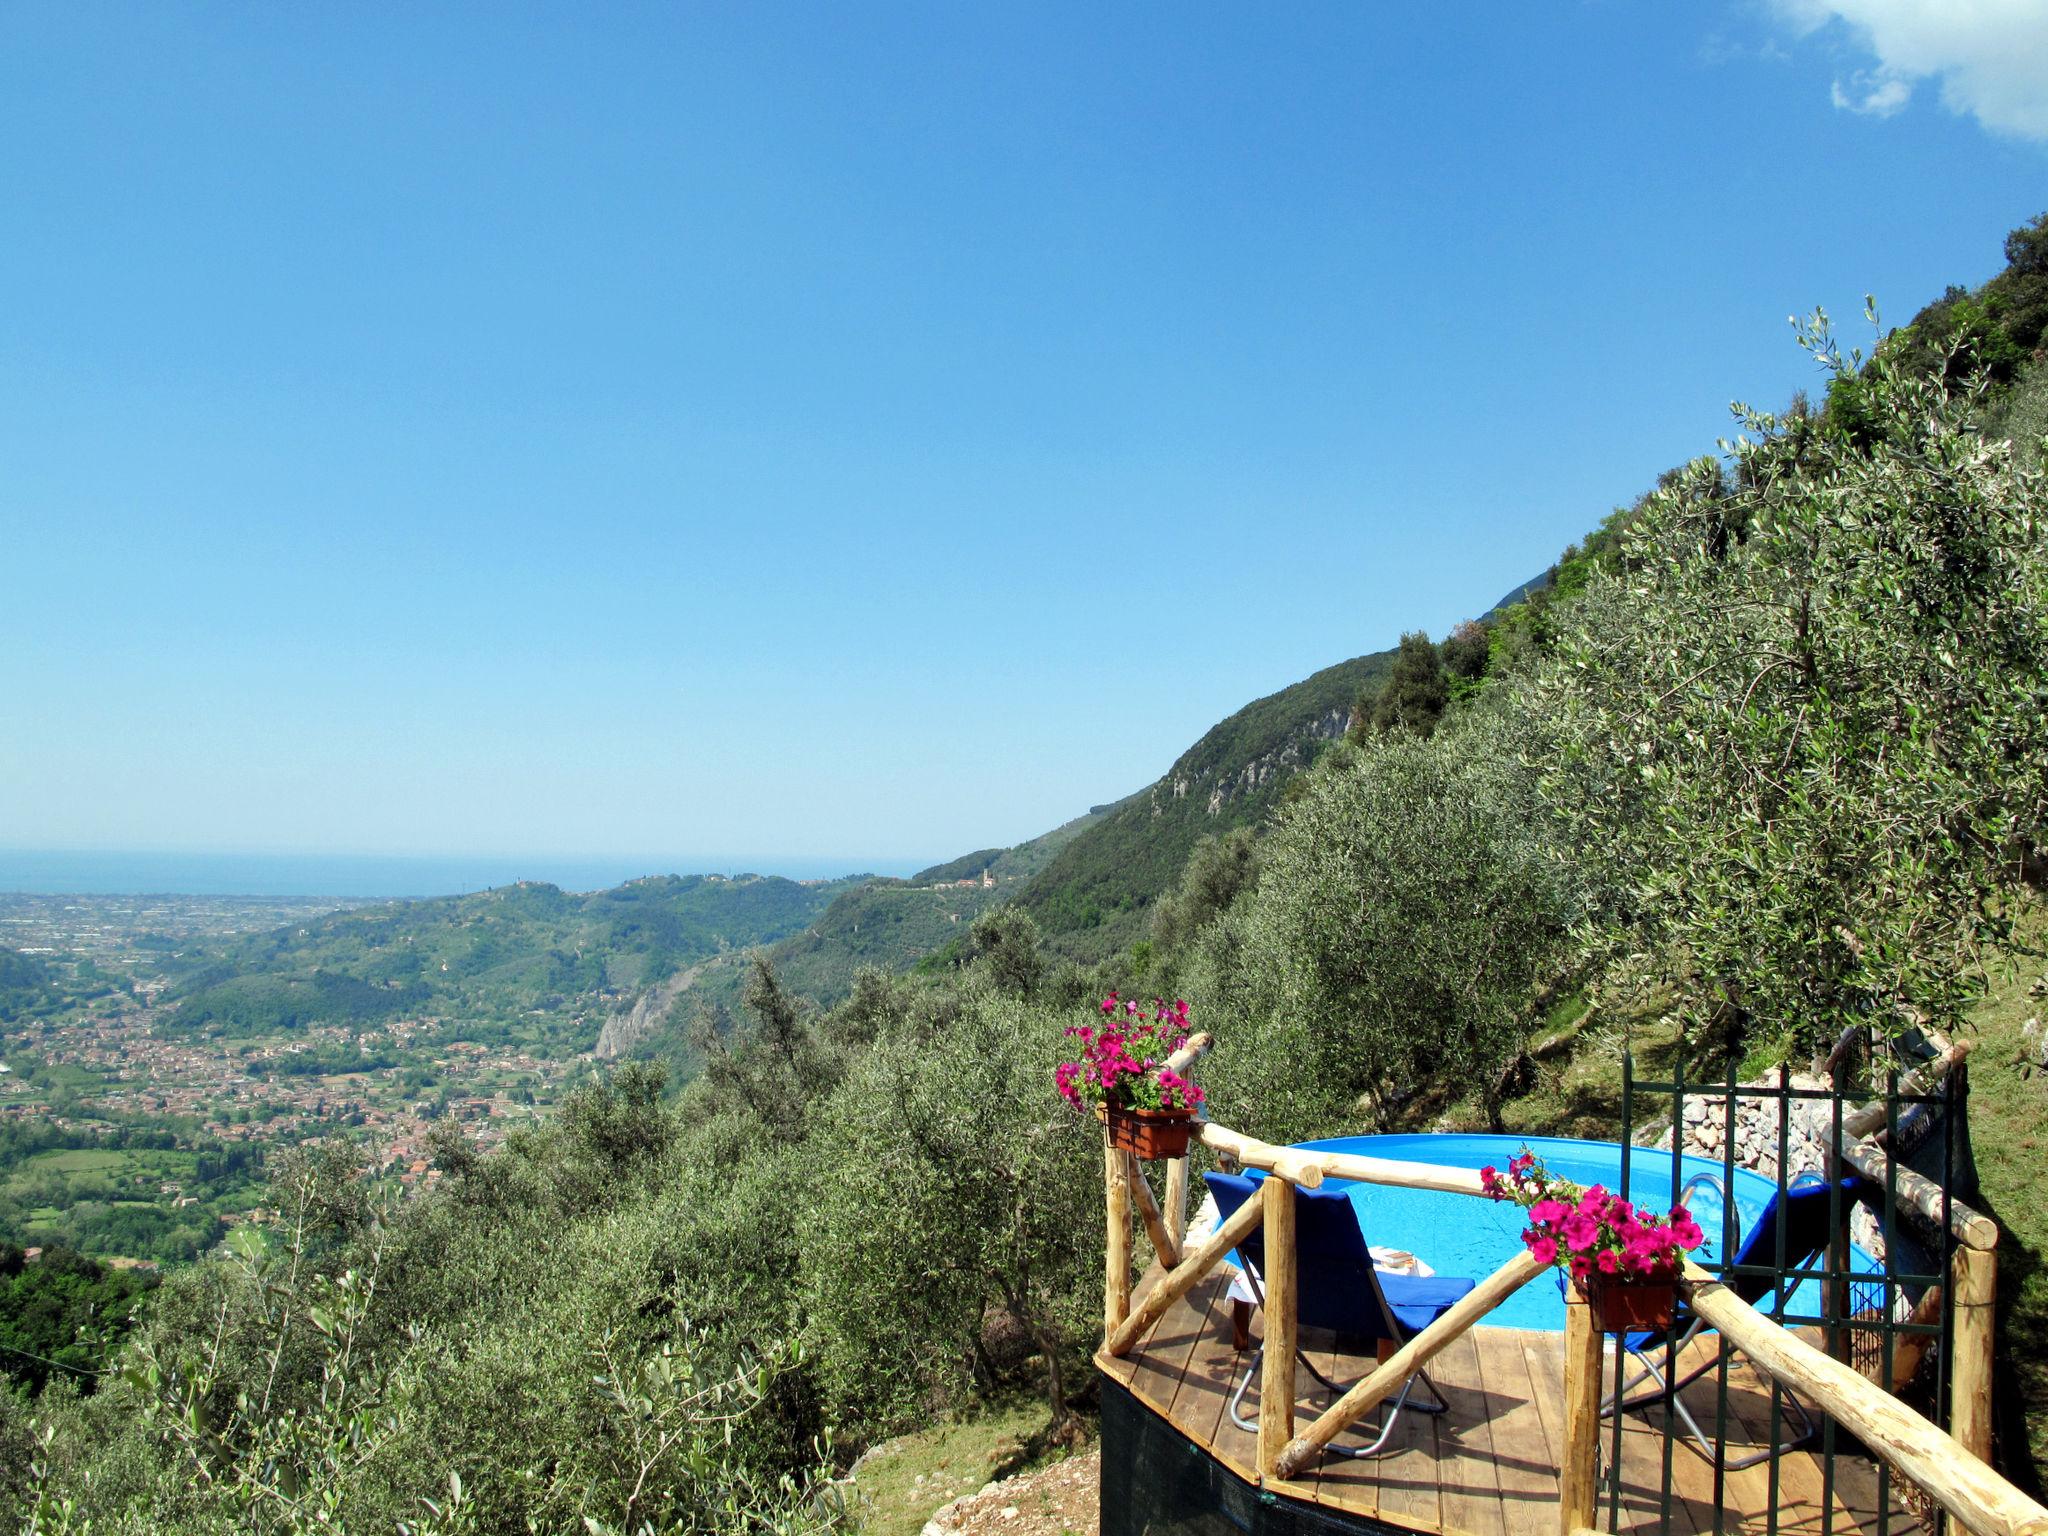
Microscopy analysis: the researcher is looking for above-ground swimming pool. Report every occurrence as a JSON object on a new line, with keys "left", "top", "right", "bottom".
{"left": 1229, "top": 1132, "right": 1881, "bottom": 1333}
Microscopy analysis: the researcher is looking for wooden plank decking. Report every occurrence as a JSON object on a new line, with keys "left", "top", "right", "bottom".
{"left": 1097, "top": 1264, "right": 1918, "bottom": 1536}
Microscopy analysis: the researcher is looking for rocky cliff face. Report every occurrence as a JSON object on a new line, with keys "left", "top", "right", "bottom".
{"left": 1653, "top": 1066, "right": 1886, "bottom": 1261}
{"left": 1161, "top": 705, "right": 1351, "bottom": 819}
{"left": 594, "top": 963, "right": 702, "bottom": 1060}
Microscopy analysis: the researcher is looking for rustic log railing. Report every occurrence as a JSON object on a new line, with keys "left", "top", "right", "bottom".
{"left": 1097, "top": 1041, "right": 2037, "bottom": 1536}
{"left": 1675, "top": 1258, "right": 2044, "bottom": 1536}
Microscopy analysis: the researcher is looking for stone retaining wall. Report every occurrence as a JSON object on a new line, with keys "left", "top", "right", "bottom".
{"left": 1649, "top": 1066, "right": 1886, "bottom": 1260}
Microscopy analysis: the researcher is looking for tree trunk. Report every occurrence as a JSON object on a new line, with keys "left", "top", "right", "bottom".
{"left": 1003, "top": 1279, "right": 1076, "bottom": 1439}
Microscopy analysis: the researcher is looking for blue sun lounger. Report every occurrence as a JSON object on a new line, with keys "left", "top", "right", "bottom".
{"left": 1205, "top": 1170, "right": 1477, "bottom": 1458}
{"left": 1606, "top": 1172, "right": 1860, "bottom": 1467}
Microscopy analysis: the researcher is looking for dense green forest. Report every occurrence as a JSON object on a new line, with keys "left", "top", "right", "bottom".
{"left": 0, "top": 952, "right": 62, "bottom": 1025}
{"left": 730, "top": 880, "right": 1003, "bottom": 1005}
{"left": 0, "top": 1119, "right": 267, "bottom": 1267}
{"left": 909, "top": 850, "right": 1004, "bottom": 884}
{"left": 4, "top": 213, "right": 2046, "bottom": 1534}
{"left": 671, "top": 802, "right": 1130, "bottom": 1015}
{"left": 0, "top": 1244, "right": 155, "bottom": 1398}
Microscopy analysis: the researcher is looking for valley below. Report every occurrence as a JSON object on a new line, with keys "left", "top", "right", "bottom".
{"left": 0, "top": 892, "right": 587, "bottom": 1263}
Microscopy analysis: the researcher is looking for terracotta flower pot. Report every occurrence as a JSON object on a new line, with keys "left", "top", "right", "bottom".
{"left": 1104, "top": 1104, "right": 1196, "bottom": 1161}
{"left": 1584, "top": 1273, "right": 1678, "bottom": 1333}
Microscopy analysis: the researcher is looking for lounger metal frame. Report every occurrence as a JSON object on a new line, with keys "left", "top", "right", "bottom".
{"left": 1225, "top": 1256, "right": 1453, "bottom": 1457}
{"left": 1601, "top": 1171, "right": 1824, "bottom": 1469}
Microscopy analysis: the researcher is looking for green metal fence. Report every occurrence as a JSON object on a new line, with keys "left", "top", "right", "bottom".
{"left": 1612, "top": 1033, "right": 1972, "bottom": 1536}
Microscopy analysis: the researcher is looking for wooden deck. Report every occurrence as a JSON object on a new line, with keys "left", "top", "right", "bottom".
{"left": 1095, "top": 1263, "right": 1918, "bottom": 1536}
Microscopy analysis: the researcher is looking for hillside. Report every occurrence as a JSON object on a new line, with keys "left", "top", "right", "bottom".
{"left": 164, "top": 873, "right": 863, "bottom": 1050}
{"left": 615, "top": 645, "right": 1415, "bottom": 1004}
{"left": 0, "top": 948, "right": 62, "bottom": 1023}
{"left": 739, "top": 879, "right": 1006, "bottom": 1005}
{"left": 911, "top": 850, "right": 1003, "bottom": 885}
{"left": 11, "top": 207, "right": 2048, "bottom": 1534}
{"left": 1989, "top": 348, "right": 2048, "bottom": 466}
{"left": 142, "top": 794, "right": 1149, "bottom": 1067}
{"left": 909, "top": 804, "right": 1126, "bottom": 889}
{"left": 667, "top": 801, "right": 1135, "bottom": 1014}
{"left": 1012, "top": 648, "right": 1397, "bottom": 959}
{"left": 633, "top": 645, "right": 1433, "bottom": 1003}
{"left": 690, "top": 644, "right": 1419, "bottom": 994}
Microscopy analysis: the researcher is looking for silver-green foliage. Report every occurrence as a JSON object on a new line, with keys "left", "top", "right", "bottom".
{"left": 1988, "top": 355, "right": 2048, "bottom": 470}
{"left": 1189, "top": 705, "right": 1577, "bottom": 1142}
{"left": 800, "top": 985, "right": 1099, "bottom": 1435}
{"left": 1536, "top": 312, "right": 2048, "bottom": 1053}
{"left": 8, "top": 1098, "right": 845, "bottom": 1536}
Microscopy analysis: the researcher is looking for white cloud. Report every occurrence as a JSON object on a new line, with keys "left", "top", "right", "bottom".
{"left": 1770, "top": 0, "right": 2048, "bottom": 140}
{"left": 1829, "top": 69, "right": 1912, "bottom": 116}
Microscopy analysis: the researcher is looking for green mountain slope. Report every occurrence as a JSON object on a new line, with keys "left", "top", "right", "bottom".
{"left": 989, "top": 800, "right": 1135, "bottom": 882}
{"left": 164, "top": 873, "right": 863, "bottom": 1047}
{"left": 910, "top": 850, "right": 1002, "bottom": 884}
{"left": 681, "top": 800, "right": 1136, "bottom": 1011}
{"left": 741, "top": 879, "right": 1005, "bottom": 1005}
{"left": 0, "top": 948, "right": 62, "bottom": 1023}
{"left": 661, "top": 652, "right": 1406, "bottom": 1006}
{"left": 1013, "top": 649, "right": 1397, "bottom": 959}
{"left": 1989, "top": 353, "right": 2048, "bottom": 467}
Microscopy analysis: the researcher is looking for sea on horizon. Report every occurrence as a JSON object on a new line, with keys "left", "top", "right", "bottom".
{"left": 0, "top": 848, "right": 920, "bottom": 901}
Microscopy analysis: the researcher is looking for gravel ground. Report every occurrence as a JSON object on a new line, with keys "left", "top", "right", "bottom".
{"left": 920, "top": 1449, "right": 1100, "bottom": 1536}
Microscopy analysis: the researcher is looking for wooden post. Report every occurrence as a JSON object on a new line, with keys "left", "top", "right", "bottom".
{"left": 1827, "top": 1150, "right": 1854, "bottom": 1364}
{"left": 1196, "top": 1124, "right": 1499, "bottom": 1198}
{"left": 1560, "top": 1285, "right": 1604, "bottom": 1536}
{"left": 1162, "top": 1031, "right": 1214, "bottom": 1076}
{"left": 1314, "top": 1149, "right": 1490, "bottom": 1197}
{"left": 1952, "top": 1245, "right": 1997, "bottom": 1463}
{"left": 1163, "top": 1155, "right": 1190, "bottom": 1250}
{"left": 1834, "top": 1134, "right": 1998, "bottom": 1250}
{"left": 1198, "top": 1123, "right": 1327, "bottom": 1189}
{"left": 1104, "top": 1139, "right": 1132, "bottom": 1336}
{"left": 1127, "top": 1151, "right": 1182, "bottom": 1268}
{"left": 1842, "top": 1041, "right": 1971, "bottom": 1141}
{"left": 1256, "top": 1174, "right": 1298, "bottom": 1478}
{"left": 1157, "top": 1031, "right": 1206, "bottom": 1254}
{"left": 1888, "top": 1282, "right": 1945, "bottom": 1392}
{"left": 1104, "top": 1182, "right": 1266, "bottom": 1358}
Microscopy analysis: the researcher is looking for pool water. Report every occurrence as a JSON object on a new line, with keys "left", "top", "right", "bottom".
{"left": 1251, "top": 1132, "right": 1879, "bottom": 1333}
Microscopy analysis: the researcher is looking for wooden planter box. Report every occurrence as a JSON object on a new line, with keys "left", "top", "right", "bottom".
{"left": 1104, "top": 1105, "right": 1197, "bottom": 1161}
{"left": 1584, "top": 1273, "right": 1678, "bottom": 1333}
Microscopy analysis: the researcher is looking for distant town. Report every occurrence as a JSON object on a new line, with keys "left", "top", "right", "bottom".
{"left": 1, "top": 891, "right": 584, "bottom": 1263}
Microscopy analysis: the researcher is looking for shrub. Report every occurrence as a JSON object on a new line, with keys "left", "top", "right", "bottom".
{"left": 800, "top": 987, "right": 1099, "bottom": 1439}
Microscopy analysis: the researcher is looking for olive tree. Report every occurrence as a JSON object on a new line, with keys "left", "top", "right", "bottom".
{"left": 1194, "top": 705, "right": 1577, "bottom": 1140}
{"left": 799, "top": 987, "right": 1099, "bottom": 1438}
{"left": 1147, "top": 827, "right": 1261, "bottom": 990}
{"left": 1535, "top": 311, "right": 2048, "bottom": 1057}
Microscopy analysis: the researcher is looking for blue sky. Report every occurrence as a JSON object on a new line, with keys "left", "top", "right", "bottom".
{"left": 3, "top": 2, "right": 2045, "bottom": 876}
